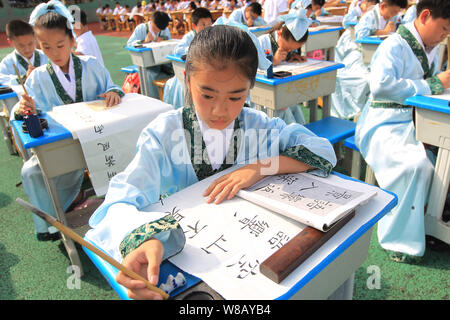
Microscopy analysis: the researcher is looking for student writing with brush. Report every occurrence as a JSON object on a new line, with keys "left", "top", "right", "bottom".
{"left": 86, "top": 24, "right": 337, "bottom": 300}
{"left": 11, "top": 0, "right": 124, "bottom": 241}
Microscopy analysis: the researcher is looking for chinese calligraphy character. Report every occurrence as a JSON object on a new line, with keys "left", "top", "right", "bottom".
{"left": 226, "top": 254, "right": 260, "bottom": 279}
{"left": 107, "top": 171, "right": 117, "bottom": 181}
{"left": 239, "top": 215, "right": 269, "bottom": 237}
{"left": 201, "top": 234, "right": 228, "bottom": 254}
{"left": 185, "top": 220, "right": 207, "bottom": 239}
{"left": 276, "top": 175, "right": 299, "bottom": 185}
{"left": 104, "top": 154, "right": 116, "bottom": 167}
{"left": 268, "top": 231, "right": 290, "bottom": 250}
{"left": 97, "top": 141, "right": 111, "bottom": 152}
{"left": 166, "top": 206, "right": 185, "bottom": 222}
{"left": 94, "top": 125, "right": 104, "bottom": 134}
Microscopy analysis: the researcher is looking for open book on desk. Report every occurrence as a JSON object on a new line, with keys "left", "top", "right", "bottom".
{"left": 237, "top": 172, "right": 377, "bottom": 232}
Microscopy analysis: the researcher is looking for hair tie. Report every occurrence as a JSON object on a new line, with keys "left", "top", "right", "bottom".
{"left": 277, "top": 8, "right": 313, "bottom": 41}
{"left": 29, "top": 0, "right": 76, "bottom": 38}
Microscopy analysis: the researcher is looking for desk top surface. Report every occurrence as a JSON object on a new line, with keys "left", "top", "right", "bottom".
{"left": 83, "top": 171, "right": 398, "bottom": 300}
{"left": 167, "top": 54, "right": 344, "bottom": 85}
{"left": 356, "top": 36, "right": 385, "bottom": 44}
{"left": 309, "top": 26, "right": 344, "bottom": 35}
{"left": 405, "top": 95, "right": 450, "bottom": 114}
{"left": 11, "top": 113, "right": 73, "bottom": 149}
{"left": 0, "top": 86, "right": 18, "bottom": 100}
{"left": 125, "top": 40, "right": 180, "bottom": 53}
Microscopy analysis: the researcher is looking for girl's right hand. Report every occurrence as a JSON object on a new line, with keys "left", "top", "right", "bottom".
{"left": 116, "top": 238, "right": 165, "bottom": 300}
{"left": 18, "top": 93, "right": 36, "bottom": 116}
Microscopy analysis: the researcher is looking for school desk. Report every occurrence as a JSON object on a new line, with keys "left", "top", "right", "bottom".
{"left": 125, "top": 40, "right": 180, "bottom": 96}
{"left": 303, "top": 26, "right": 344, "bottom": 61}
{"left": 11, "top": 112, "right": 88, "bottom": 276}
{"left": 355, "top": 36, "right": 384, "bottom": 65}
{"left": 82, "top": 171, "right": 397, "bottom": 300}
{"left": 167, "top": 54, "right": 345, "bottom": 123}
{"left": 0, "top": 87, "right": 18, "bottom": 155}
{"left": 317, "top": 15, "right": 344, "bottom": 27}
{"left": 405, "top": 95, "right": 450, "bottom": 245}
{"left": 249, "top": 25, "right": 271, "bottom": 38}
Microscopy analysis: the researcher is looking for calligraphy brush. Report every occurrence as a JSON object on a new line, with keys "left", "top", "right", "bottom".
{"left": 12, "top": 63, "right": 28, "bottom": 96}
{"left": 16, "top": 197, "right": 170, "bottom": 300}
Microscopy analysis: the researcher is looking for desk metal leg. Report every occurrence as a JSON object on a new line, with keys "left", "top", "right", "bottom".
{"left": 0, "top": 113, "right": 15, "bottom": 155}
{"left": 41, "top": 173, "right": 85, "bottom": 276}
{"left": 425, "top": 147, "right": 450, "bottom": 244}
{"left": 138, "top": 66, "right": 149, "bottom": 97}
{"left": 322, "top": 95, "right": 331, "bottom": 119}
{"left": 308, "top": 99, "right": 318, "bottom": 123}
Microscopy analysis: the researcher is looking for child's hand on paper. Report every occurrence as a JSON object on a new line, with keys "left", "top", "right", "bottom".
{"left": 18, "top": 93, "right": 36, "bottom": 116}
{"left": 288, "top": 53, "right": 307, "bottom": 63}
{"left": 203, "top": 163, "right": 265, "bottom": 205}
{"left": 437, "top": 70, "right": 450, "bottom": 89}
{"left": 116, "top": 239, "right": 165, "bottom": 300}
{"left": 99, "top": 91, "right": 121, "bottom": 107}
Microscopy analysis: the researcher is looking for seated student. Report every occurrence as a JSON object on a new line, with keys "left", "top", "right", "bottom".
{"left": 258, "top": 8, "right": 311, "bottom": 125}
{"left": 228, "top": 2, "right": 267, "bottom": 26}
{"left": 12, "top": 0, "right": 124, "bottom": 241}
{"left": 355, "top": 0, "right": 406, "bottom": 38}
{"left": 127, "top": 11, "right": 173, "bottom": 99}
{"left": 290, "top": 0, "right": 324, "bottom": 21}
{"left": 342, "top": 0, "right": 379, "bottom": 27}
{"left": 72, "top": 10, "right": 105, "bottom": 67}
{"left": 163, "top": 7, "right": 213, "bottom": 109}
{"left": 402, "top": 0, "right": 419, "bottom": 24}
{"left": 330, "top": 0, "right": 407, "bottom": 120}
{"left": 85, "top": 25, "right": 337, "bottom": 299}
{"left": 263, "top": 0, "right": 289, "bottom": 24}
{"left": 355, "top": 0, "right": 450, "bottom": 263}
{"left": 0, "top": 20, "right": 48, "bottom": 87}
{"left": 113, "top": 2, "right": 122, "bottom": 15}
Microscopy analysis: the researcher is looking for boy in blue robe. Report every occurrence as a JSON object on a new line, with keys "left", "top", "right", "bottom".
{"left": 127, "top": 11, "right": 173, "bottom": 99}
{"left": 355, "top": 0, "right": 450, "bottom": 262}
{"left": 0, "top": 20, "right": 48, "bottom": 87}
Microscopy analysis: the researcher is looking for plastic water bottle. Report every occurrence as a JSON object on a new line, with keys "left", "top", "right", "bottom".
{"left": 24, "top": 110, "right": 43, "bottom": 138}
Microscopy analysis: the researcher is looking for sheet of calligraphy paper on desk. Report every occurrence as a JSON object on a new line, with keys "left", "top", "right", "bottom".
{"left": 143, "top": 168, "right": 388, "bottom": 300}
{"left": 48, "top": 93, "right": 173, "bottom": 195}
{"left": 257, "top": 59, "right": 336, "bottom": 76}
{"left": 425, "top": 88, "right": 450, "bottom": 101}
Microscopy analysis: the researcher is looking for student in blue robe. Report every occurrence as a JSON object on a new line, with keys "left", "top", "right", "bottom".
{"left": 258, "top": 8, "right": 312, "bottom": 124}
{"left": 355, "top": 0, "right": 450, "bottom": 262}
{"left": 162, "top": 8, "right": 213, "bottom": 109}
{"left": 127, "top": 11, "right": 173, "bottom": 99}
{"left": 228, "top": 2, "right": 267, "bottom": 27}
{"left": 11, "top": 0, "right": 124, "bottom": 241}
{"left": 85, "top": 25, "right": 337, "bottom": 300}
{"left": 331, "top": 0, "right": 407, "bottom": 120}
{"left": 0, "top": 20, "right": 48, "bottom": 87}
